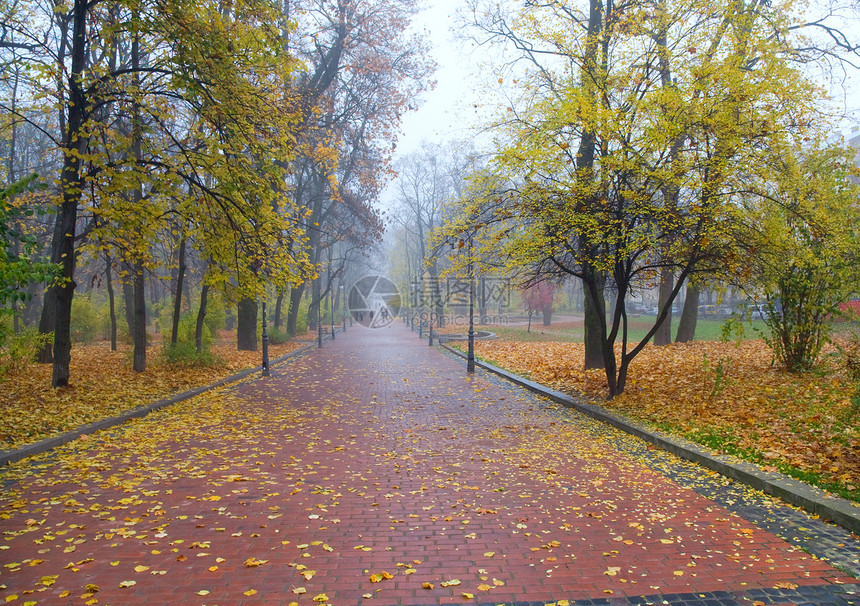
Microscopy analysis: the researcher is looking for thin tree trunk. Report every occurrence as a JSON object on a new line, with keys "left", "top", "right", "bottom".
{"left": 130, "top": 25, "right": 146, "bottom": 374}
{"left": 237, "top": 297, "right": 258, "bottom": 351}
{"left": 308, "top": 280, "right": 320, "bottom": 331}
{"left": 676, "top": 285, "right": 700, "bottom": 342}
{"left": 132, "top": 262, "right": 146, "bottom": 372}
{"left": 123, "top": 277, "right": 135, "bottom": 337}
{"left": 171, "top": 234, "right": 187, "bottom": 345}
{"left": 196, "top": 283, "right": 209, "bottom": 353}
{"left": 654, "top": 269, "right": 674, "bottom": 346}
{"left": 105, "top": 255, "right": 117, "bottom": 351}
{"left": 274, "top": 288, "right": 285, "bottom": 328}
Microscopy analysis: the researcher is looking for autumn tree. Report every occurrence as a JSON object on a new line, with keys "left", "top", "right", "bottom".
{"left": 280, "top": 0, "right": 433, "bottom": 337}
{"left": 2, "top": 0, "right": 308, "bottom": 384}
{"left": 455, "top": 0, "right": 859, "bottom": 397}
{"left": 522, "top": 281, "right": 555, "bottom": 330}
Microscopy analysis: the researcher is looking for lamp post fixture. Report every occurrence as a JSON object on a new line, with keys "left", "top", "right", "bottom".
{"left": 261, "top": 299, "right": 270, "bottom": 376}
{"left": 317, "top": 288, "right": 323, "bottom": 348}
{"left": 450, "top": 232, "right": 476, "bottom": 373}
{"left": 330, "top": 288, "right": 335, "bottom": 340}
{"left": 341, "top": 285, "right": 346, "bottom": 332}
{"left": 466, "top": 233, "right": 475, "bottom": 373}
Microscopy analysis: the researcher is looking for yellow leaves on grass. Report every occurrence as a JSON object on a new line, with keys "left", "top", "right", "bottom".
{"left": 473, "top": 339, "right": 860, "bottom": 494}
{"left": 0, "top": 337, "right": 304, "bottom": 450}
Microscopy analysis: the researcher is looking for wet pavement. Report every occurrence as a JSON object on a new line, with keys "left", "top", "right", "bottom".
{"left": 0, "top": 322, "right": 858, "bottom": 605}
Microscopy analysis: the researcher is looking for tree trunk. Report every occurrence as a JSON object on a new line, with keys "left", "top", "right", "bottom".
{"left": 274, "top": 288, "right": 285, "bottom": 328}
{"left": 132, "top": 261, "right": 146, "bottom": 372}
{"left": 130, "top": 21, "right": 146, "bottom": 374}
{"left": 542, "top": 307, "right": 552, "bottom": 326}
{"left": 37, "top": 0, "right": 88, "bottom": 380}
{"left": 675, "top": 285, "right": 699, "bottom": 343}
{"left": 286, "top": 284, "right": 304, "bottom": 336}
{"left": 308, "top": 280, "right": 320, "bottom": 331}
{"left": 582, "top": 271, "right": 605, "bottom": 370}
{"left": 105, "top": 255, "right": 117, "bottom": 351}
{"left": 237, "top": 297, "right": 258, "bottom": 351}
{"left": 36, "top": 293, "right": 55, "bottom": 362}
{"left": 654, "top": 268, "right": 674, "bottom": 346}
{"left": 170, "top": 235, "right": 187, "bottom": 345}
{"left": 123, "top": 277, "right": 135, "bottom": 337}
{"left": 195, "top": 283, "right": 210, "bottom": 353}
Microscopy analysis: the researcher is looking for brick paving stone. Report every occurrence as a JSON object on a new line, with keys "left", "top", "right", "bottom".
{"left": 0, "top": 322, "right": 858, "bottom": 606}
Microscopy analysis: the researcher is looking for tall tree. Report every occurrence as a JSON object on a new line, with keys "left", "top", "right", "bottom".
{"left": 455, "top": 0, "right": 858, "bottom": 397}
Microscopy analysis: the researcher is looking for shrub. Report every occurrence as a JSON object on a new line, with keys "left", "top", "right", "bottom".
{"left": 178, "top": 312, "right": 213, "bottom": 349}
{"left": 160, "top": 341, "right": 221, "bottom": 367}
{"left": 0, "top": 327, "right": 51, "bottom": 374}
{"left": 71, "top": 294, "right": 103, "bottom": 343}
{"left": 204, "top": 292, "right": 227, "bottom": 336}
{"left": 267, "top": 326, "right": 290, "bottom": 344}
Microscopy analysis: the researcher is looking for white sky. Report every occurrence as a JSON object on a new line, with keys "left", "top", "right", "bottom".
{"left": 395, "top": 0, "right": 484, "bottom": 153}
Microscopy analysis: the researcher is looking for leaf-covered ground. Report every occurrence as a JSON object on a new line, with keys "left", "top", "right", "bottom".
{"left": 470, "top": 339, "right": 860, "bottom": 502}
{"left": 0, "top": 336, "right": 305, "bottom": 450}
{"left": 0, "top": 324, "right": 855, "bottom": 605}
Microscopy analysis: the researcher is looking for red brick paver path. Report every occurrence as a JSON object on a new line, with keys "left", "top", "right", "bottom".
{"left": 0, "top": 323, "right": 855, "bottom": 605}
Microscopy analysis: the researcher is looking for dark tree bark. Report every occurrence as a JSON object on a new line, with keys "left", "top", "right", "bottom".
{"left": 237, "top": 297, "right": 258, "bottom": 351}
{"left": 542, "top": 307, "right": 552, "bottom": 326}
{"left": 36, "top": 292, "right": 56, "bottom": 363}
{"left": 130, "top": 22, "right": 146, "bottom": 374}
{"left": 170, "top": 234, "right": 187, "bottom": 345}
{"left": 132, "top": 261, "right": 146, "bottom": 372}
{"left": 308, "top": 280, "right": 320, "bottom": 331}
{"left": 123, "top": 277, "right": 135, "bottom": 337}
{"left": 654, "top": 269, "right": 674, "bottom": 346}
{"left": 286, "top": 284, "right": 304, "bottom": 336}
{"left": 582, "top": 267, "right": 605, "bottom": 370}
{"left": 37, "top": 0, "right": 88, "bottom": 378}
{"left": 195, "top": 283, "right": 209, "bottom": 353}
{"left": 274, "top": 288, "right": 285, "bottom": 328}
{"left": 105, "top": 254, "right": 117, "bottom": 351}
{"left": 676, "top": 285, "right": 700, "bottom": 343}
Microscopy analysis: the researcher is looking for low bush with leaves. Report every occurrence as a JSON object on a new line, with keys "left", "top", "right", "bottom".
{"left": 160, "top": 341, "right": 222, "bottom": 367}
{"left": 0, "top": 327, "right": 51, "bottom": 375}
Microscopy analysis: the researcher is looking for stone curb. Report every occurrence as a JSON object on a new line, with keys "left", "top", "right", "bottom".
{"left": 0, "top": 343, "right": 316, "bottom": 467}
{"left": 441, "top": 343, "right": 860, "bottom": 535}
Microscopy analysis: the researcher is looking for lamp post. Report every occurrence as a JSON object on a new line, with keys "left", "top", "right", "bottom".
{"left": 261, "top": 299, "right": 270, "bottom": 376}
{"left": 317, "top": 283, "right": 323, "bottom": 348}
{"left": 341, "top": 285, "right": 346, "bottom": 332}
{"left": 449, "top": 231, "right": 476, "bottom": 373}
{"left": 466, "top": 233, "right": 475, "bottom": 373}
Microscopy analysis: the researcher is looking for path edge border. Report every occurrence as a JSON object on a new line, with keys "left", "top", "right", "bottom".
{"left": 441, "top": 343, "right": 860, "bottom": 535}
{"left": 0, "top": 343, "right": 316, "bottom": 467}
